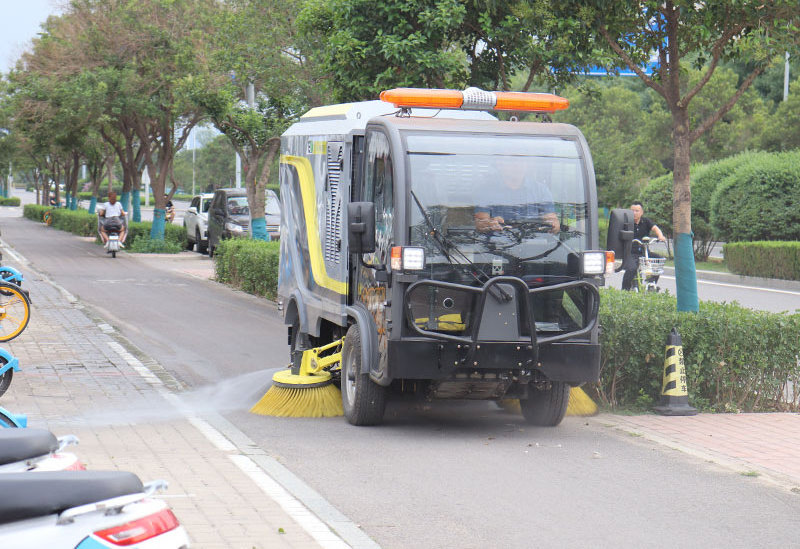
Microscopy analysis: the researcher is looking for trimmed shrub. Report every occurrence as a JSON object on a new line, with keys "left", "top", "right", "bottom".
{"left": 128, "top": 235, "right": 182, "bottom": 254}
{"left": 23, "top": 204, "right": 49, "bottom": 221}
{"left": 724, "top": 241, "right": 800, "bottom": 280}
{"left": 710, "top": 150, "right": 800, "bottom": 242}
{"left": 597, "top": 289, "right": 800, "bottom": 412}
{"left": 0, "top": 197, "right": 21, "bottom": 206}
{"left": 126, "top": 221, "right": 188, "bottom": 248}
{"left": 640, "top": 151, "right": 784, "bottom": 259}
{"left": 213, "top": 239, "right": 280, "bottom": 299}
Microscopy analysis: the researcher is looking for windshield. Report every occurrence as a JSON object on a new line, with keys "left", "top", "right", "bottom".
{"left": 226, "top": 196, "right": 249, "bottom": 216}
{"left": 265, "top": 191, "right": 281, "bottom": 216}
{"left": 406, "top": 134, "right": 589, "bottom": 288}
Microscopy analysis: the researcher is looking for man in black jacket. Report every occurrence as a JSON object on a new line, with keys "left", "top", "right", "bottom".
{"left": 622, "top": 201, "right": 666, "bottom": 290}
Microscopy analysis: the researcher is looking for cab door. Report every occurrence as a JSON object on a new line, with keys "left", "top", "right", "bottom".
{"left": 353, "top": 129, "right": 395, "bottom": 364}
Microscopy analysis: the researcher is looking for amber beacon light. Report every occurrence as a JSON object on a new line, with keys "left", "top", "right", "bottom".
{"left": 379, "top": 87, "right": 569, "bottom": 112}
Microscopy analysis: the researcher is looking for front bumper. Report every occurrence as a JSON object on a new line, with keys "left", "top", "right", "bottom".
{"left": 387, "top": 338, "right": 600, "bottom": 386}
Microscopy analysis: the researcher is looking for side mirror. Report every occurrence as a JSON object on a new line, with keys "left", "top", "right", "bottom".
{"left": 187, "top": 206, "right": 197, "bottom": 214}
{"left": 607, "top": 209, "right": 634, "bottom": 270}
{"left": 347, "top": 202, "right": 376, "bottom": 254}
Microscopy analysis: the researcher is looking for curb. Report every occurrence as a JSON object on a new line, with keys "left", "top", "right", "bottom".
{"left": 663, "top": 266, "right": 800, "bottom": 292}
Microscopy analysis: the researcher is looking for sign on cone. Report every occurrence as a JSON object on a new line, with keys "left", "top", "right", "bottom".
{"left": 653, "top": 328, "right": 698, "bottom": 416}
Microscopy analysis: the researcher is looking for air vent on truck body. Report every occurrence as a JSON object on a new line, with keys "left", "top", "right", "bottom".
{"left": 325, "top": 142, "right": 344, "bottom": 264}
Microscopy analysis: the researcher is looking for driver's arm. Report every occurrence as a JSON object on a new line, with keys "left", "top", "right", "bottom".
{"left": 474, "top": 211, "right": 504, "bottom": 233}
{"left": 543, "top": 211, "right": 559, "bottom": 234}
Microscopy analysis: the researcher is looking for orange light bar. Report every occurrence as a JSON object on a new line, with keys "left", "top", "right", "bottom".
{"left": 379, "top": 87, "right": 569, "bottom": 113}
{"left": 494, "top": 91, "right": 569, "bottom": 112}
{"left": 380, "top": 88, "right": 463, "bottom": 109}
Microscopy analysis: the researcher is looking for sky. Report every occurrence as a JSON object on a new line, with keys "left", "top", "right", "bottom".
{"left": 0, "top": 0, "right": 62, "bottom": 74}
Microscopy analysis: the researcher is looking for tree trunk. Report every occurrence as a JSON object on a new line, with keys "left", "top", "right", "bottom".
{"left": 672, "top": 107, "right": 698, "bottom": 312}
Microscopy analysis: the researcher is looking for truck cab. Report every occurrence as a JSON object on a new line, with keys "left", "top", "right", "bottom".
{"left": 278, "top": 88, "right": 609, "bottom": 426}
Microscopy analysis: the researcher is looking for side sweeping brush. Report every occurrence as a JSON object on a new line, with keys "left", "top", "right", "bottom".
{"left": 250, "top": 339, "right": 344, "bottom": 418}
{"left": 498, "top": 387, "right": 598, "bottom": 417}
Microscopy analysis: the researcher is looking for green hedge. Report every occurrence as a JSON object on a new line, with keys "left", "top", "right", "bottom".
{"left": 23, "top": 204, "right": 188, "bottom": 247}
{"left": 213, "top": 239, "right": 280, "bottom": 299}
{"left": 639, "top": 151, "right": 782, "bottom": 260}
{"left": 597, "top": 289, "right": 800, "bottom": 412}
{"left": 724, "top": 241, "right": 800, "bottom": 280}
{"left": 0, "top": 197, "right": 21, "bottom": 206}
{"left": 710, "top": 150, "right": 800, "bottom": 242}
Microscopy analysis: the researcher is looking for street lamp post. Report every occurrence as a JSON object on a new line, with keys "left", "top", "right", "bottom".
{"left": 192, "top": 129, "right": 196, "bottom": 195}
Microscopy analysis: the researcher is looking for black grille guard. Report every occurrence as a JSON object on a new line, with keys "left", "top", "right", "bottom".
{"left": 404, "top": 277, "right": 600, "bottom": 362}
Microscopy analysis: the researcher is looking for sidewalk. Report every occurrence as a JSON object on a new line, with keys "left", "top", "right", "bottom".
{"left": 596, "top": 413, "right": 800, "bottom": 490}
{"left": 0, "top": 251, "right": 357, "bottom": 548}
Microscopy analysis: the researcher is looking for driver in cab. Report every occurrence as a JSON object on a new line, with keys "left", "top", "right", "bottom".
{"left": 473, "top": 156, "right": 559, "bottom": 234}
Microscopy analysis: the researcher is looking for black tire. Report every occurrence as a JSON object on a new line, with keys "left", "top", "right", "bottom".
{"left": 0, "top": 411, "right": 18, "bottom": 428}
{"left": 111, "top": 250, "right": 116, "bottom": 258}
{"left": 519, "top": 381, "right": 569, "bottom": 426}
{"left": 184, "top": 229, "right": 194, "bottom": 250}
{"left": 341, "top": 324, "right": 386, "bottom": 426}
{"left": 197, "top": 229, "right": 208, "bottom": 254}
{"left": 0, "top": 366, "right": 12, "bottom": 398}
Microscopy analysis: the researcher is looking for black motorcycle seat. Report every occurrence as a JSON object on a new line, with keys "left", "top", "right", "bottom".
{"left": 0, "top": 471, "right": 144, "bottom": 525}
{"left": 0, "top": 428, "right": 58, "bottom": 465}
{"left": 104, "top": 217, "right": 123, "bottom": 232}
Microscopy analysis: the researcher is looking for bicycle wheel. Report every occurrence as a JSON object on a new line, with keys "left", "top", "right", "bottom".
{"left": 0, "top": 411, "right": 19, "bottom": 428}
{"left": 0, "top": 282, "right": 31, "bottom": 341}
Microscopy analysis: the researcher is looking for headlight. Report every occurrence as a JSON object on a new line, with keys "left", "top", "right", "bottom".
{"left": 391, "top": 246, "right": 425, "bottom": 271}
{"left": 582, "top": 251, "right": 607, "bottom": 275}
{"left": 225, "top": 222, "right": 244, "bottom": 233}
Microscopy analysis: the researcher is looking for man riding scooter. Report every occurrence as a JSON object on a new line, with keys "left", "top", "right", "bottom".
{"left": 97, "top": 191, "right": 127, "bottom": 249}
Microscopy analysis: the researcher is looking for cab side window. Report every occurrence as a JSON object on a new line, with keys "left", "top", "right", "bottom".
{"left": 364, "top": 131, "right": 393, "bottom": 226}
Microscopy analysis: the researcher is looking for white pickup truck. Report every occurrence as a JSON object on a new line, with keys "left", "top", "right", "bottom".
{"left": 183, "top": 193, "right": 214, "bottom": 253}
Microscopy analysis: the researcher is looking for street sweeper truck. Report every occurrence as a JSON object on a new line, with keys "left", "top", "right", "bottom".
{"left": 256, "top": 87, "right": 613, "bottom": 426}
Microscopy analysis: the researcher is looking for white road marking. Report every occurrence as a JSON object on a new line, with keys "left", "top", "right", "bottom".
{"left": 229, "top": 454, "right": 351, "bottom": 549}
{"left": 660, "top": 275, "right": 800, "bottom": 296}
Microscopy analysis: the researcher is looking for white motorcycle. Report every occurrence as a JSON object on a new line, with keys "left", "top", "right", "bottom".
{"left": 0, "top": 471, "right": 191, "bottom": 548}
{"left": 0, "top": 428, "right": 84, "bottom": 473}
{"left": 102, "top": 216, "right": 124, "bottom": 258}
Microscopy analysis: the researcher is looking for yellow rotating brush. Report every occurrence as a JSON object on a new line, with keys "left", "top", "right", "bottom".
{"left": 499, "top": 387, "right": 598, "bottom": 417}
{"left": 250, "top": 339, "right": 344, "bottom": 418}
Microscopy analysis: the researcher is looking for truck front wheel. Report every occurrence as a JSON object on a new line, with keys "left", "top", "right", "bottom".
{"left": 341, "top": 325, "right": 386, "bottom": 426}
{"left": 520, "top": 382, "right": 569, "bottom": 426}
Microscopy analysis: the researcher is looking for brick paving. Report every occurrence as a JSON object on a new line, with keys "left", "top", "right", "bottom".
{"left": 0, "top": 257, "right": 331, "bottom": 548}
{"left": 600, "top": 412, "right": 800, "bottom": 488}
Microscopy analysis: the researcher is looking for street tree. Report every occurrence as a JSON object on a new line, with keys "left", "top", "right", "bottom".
{"left": 559, "top": 0, "right": 800, "bottom": 311}
{"left": 68, "top": 0, "right": 215, "bottom": 239}
{"left": 297, "top": 0, "right": 600, "bottom": 101}
{"left": 197, "top": 0, "right": 306, "bottom": 240}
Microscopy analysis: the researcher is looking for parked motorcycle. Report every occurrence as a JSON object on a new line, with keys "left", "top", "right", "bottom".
{"left": 0, "top": 429, "right": 83, "bottom": 473}
{"left": 0, "top": 471, "right": 191, "bottom": 548}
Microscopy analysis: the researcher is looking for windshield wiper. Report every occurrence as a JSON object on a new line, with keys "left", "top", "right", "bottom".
{"left": 409, "top": 190, "right": 511, "bottom": 302}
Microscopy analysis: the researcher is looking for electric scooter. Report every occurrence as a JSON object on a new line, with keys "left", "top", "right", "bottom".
{"left": 0, "top": 471, "right": 191, "bottom": 548}
{"left": 103, "top": 217, "right": 124, "bottom": 258}
{"left": 0, "top": 429, "right": 83, "bottom": 472}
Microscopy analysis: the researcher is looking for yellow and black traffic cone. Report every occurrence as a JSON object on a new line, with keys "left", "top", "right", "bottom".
{"left": 653, "top": 328, "right": 698, "bottom": 416}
